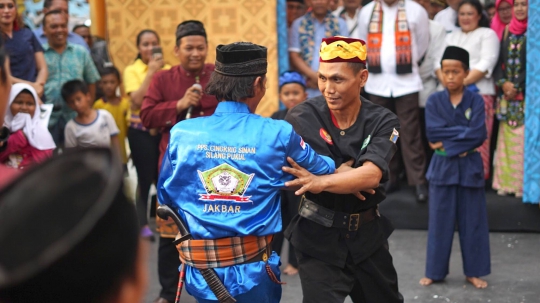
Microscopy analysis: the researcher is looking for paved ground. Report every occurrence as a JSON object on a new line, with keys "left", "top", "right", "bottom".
{"left": 143, "top": 230, "right": 540, "bottom": 303}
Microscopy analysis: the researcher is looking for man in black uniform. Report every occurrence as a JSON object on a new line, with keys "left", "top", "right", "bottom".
{"left": 282, "top": 36, "right": 404, "bottom": 303}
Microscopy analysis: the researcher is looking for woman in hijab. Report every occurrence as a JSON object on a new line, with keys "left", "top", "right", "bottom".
{"left": 490, "top": 0, "right": 514, "bottom": 41}
{"left": 492, "top": 0, "right": 528, "bottom": 199}
{"left": 1, "top": 83, "right": 55, "bottom": 169}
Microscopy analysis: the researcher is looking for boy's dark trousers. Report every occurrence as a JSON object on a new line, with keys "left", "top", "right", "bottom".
{"left": 425, "top": 184, "right": 491, "bottom": 280}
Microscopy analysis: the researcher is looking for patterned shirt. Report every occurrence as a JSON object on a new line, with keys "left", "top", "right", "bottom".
{"left": 43, "top": 43, "right": 101, "bottom": 127}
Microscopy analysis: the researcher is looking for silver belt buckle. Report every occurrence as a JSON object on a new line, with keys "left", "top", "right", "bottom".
{"left": 348, "top": 214, "right": 360, "bottom": 231}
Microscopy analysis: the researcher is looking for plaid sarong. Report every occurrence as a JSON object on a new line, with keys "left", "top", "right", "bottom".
{"left": 176, "top": 234, "right": 273, "bottom": 269}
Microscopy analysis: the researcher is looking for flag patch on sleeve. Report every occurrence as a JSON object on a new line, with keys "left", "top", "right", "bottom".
{"left": 389, "top": 128, "right": 399, "bottom": 144}
{"left": 300, "top": 137, "right": 306, "bottom": 150}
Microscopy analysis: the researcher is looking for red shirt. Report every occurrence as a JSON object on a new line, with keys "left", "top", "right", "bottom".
{"left": 140, "top": 64, "right": 217, "bottom": 167}
{"left": 0, "top": 131, "right": 53, "bottom": 170}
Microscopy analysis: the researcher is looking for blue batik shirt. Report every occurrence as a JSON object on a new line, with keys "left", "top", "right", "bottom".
{"left": 158, "top": 101, "right": 335, "bottom": 300}
{"left": 43, "top": 43, "right": 100, "bottom": 127}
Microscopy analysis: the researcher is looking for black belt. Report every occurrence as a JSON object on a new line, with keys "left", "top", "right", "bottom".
{"left": 299, "top": 197, "right": 380, "bottom": 231}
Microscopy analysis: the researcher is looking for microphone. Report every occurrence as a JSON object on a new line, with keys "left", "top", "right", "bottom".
{"left": 185, "top": 83, "right": 202, "bottom": 120}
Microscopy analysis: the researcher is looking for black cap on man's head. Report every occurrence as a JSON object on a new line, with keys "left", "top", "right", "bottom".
{"left": 214, "top": 42, "right": 267, "bottom": 77}
{"left": 176, "top": 20, "right": 207, "bottom": 42}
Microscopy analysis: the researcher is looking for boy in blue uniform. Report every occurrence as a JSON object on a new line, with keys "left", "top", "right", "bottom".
{"left": 419, "top": 46, "right": 491, "bottom": 289}
{"left": 158, "top": 42, "right": 335, "bottom": 302}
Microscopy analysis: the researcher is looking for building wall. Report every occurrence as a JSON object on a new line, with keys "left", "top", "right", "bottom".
{"left": 105, "top": 0, "right": 279, "bottom": 117}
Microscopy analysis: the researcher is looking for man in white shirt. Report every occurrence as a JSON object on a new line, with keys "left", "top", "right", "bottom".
{"left": 357, "top": 0, "right": 430, "bottom": 202}
{"left": 414, "top": 0, "right": 447, "bottom": 165}
{"left": 333, "top": 0, "right": 363, "bottom": 38}
{"left": 434, "top": 0, "right": 461, "bottom": 33}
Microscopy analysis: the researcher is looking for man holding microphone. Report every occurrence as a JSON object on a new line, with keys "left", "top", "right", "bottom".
{"left": 140, "top": 20, "right": 217, "bottom": 303}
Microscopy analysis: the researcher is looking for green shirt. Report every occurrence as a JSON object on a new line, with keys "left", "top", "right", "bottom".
{"left": 43, "top": 43, "right": 100, "bottom": 126}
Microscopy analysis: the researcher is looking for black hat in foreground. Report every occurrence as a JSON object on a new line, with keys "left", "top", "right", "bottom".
{"left": 214, "top": 42, "right": 268, "bottom": 77}
{"left": 176, "top": 20, "right": 207, "bottom": 42}
{"left": 441, "top": 46, "right": 470, "bottom": 70}
{"left": 0, "top": 148, "right": 140, "bottom": 303}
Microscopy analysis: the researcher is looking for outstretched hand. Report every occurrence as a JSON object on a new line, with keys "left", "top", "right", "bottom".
{"left": 283, "top": 157, "right": 326, "bottom": 196}
{"left": 282, "top": 157, "right": 376, "bottom": 200}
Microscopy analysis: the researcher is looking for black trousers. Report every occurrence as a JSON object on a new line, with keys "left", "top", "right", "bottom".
{"left": 369, "top": 93, "right": 427, "bottom": 185}
{"left": 158, "top": 237, "right": 181, "bottom": 302}
{"left": 127, "top": 128, "right": 160, "bottom": 227}
{"left": 296, "top": 243, "right": 403, "bottom": 303}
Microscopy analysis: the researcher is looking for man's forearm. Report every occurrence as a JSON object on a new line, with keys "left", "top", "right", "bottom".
{"left": 140, "top": 99, "right": 179, "bottom": 129}
{"left": 320, "top": 162, "right": 382, "bottom": 194}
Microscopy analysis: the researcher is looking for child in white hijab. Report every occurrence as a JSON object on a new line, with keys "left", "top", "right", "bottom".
{"left": 1, "top": 83, "right": 56, "bottom": 169}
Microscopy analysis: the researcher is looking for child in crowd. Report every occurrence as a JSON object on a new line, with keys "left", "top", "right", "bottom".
{"left": 1, "top": 83, "right": 55, "bottom": 169}
{"left": 271, "top": 71, "right": 307, "bottom": 276}
{"left": 61, "top": 80, "right": 120, "bottom": 153}
{"left": 93, "top": 67, "right": 130, "bottom": 165}
{"left": 271, "top": 71, "right": 308, "bottom": 120}
{"left": 420, "top": 46, "right": 491, "bottom": 289}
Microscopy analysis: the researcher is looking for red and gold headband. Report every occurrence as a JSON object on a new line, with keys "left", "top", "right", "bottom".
{"left": 319, "top": 36, "right": 367, "bottom": 64}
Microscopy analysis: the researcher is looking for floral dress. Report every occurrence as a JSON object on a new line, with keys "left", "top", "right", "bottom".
{"left": 492, "top": 29, "right": 527, "bottom": 197}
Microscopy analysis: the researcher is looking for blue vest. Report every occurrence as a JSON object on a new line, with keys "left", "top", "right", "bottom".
{"left": 158, "top": 101, "right": 335, "bottom": 299}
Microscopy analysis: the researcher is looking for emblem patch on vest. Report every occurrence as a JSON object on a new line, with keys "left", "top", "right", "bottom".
{"left": 389, "top": 128, "right": 399, "bottom": 144}
{"left": 197, "top": 163, "right": 254, "bottom": 202}
{"left": 465, "top": 108, "right": 472, "bottom": 120}
{"left": 320, "top": 128, "right": 333, "bottom": 145}
{"left": 361, "top": 135, "right": 371, "bottom": 150}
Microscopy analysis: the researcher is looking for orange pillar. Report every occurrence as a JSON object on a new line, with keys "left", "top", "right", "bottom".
{"left": 89, "top": 0, "right": 107, "bottom": 39}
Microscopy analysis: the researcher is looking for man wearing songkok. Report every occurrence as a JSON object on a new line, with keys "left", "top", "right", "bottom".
{"left": 158, "top": 42, "right": 335, "bottom": 302}
{"left": 0, "top": 148, "right": 148, "bottom": 303}
{"left": 357, "top": 0, "right": 430, "bottom": 202}
{"left": 140, "top": 20, "right": 217, "bottom": 303}
{"left": 289, "top": 0, "right": 348, "bottom": 98}
{"left": 282, "top": 36, "right": 403, "bottom": 303}
{"left": 420, "top": 46, "right": 490, "bottom": 289}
